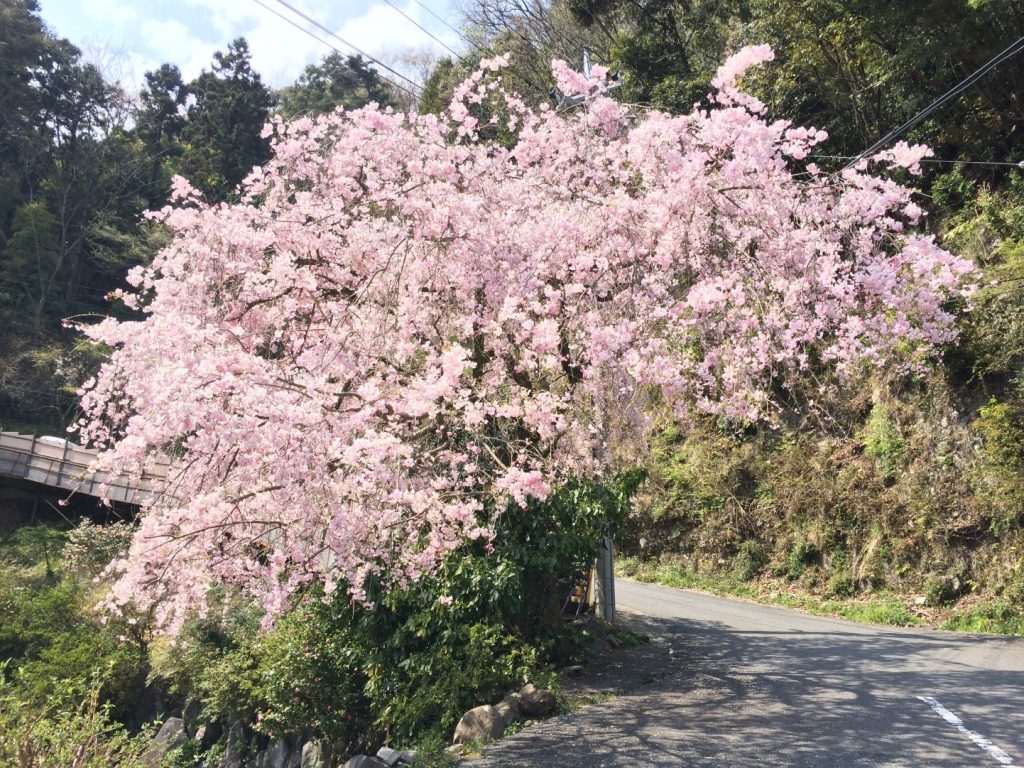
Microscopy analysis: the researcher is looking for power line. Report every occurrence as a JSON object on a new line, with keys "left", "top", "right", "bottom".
{"left": 843, "top": 34, "right": 1024, "bottom": 172}
{"left": 1, "top": 386, "right": 86, "bottom": 399}
{"left": 379, "top": 0, "right": 461, "bottom": 58}
{"left": 274, "top": 0, "right": 550, "bottom": 106}
{"left": 254, "top": 0, "right": 424, "bottom": 97}
{"left": 251, "top": 0, "right": 420, "bottom": 100}
{"left": 406, "top": 0, "right": 551, "bottom": 101}
{"left": 0, "top": 280, "right": 125, "bottom": 297}
{"left": 409, "top": 0, "right": 478, "bottom": 48}
{"left": 812, "top": 155, "right": 1024, "bottom": 169}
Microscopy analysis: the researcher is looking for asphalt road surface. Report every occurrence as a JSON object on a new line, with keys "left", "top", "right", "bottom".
{"left": 462, "top": 578, "right": 1024, "bottom": 767}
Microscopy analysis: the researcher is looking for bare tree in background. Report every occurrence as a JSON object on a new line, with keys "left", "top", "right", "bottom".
{"left": 380, "top": 47, "right": 443, "bottom": 111}
{"left": 454, "top": 0, "right": 622, "bottom": 94}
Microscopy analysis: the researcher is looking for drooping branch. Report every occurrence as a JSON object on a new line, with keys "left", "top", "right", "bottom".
{"left": 75, "top": 49, "right": 976, "bottom": 633}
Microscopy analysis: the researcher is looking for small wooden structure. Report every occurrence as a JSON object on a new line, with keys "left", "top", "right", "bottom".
{"left": 0, "top": 431, "right": 168, "bottom": 506}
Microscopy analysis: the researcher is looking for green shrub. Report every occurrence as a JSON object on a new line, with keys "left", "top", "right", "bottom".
{"left": 158, "top": 472, "right": 645, "bottom": 750}
{"left": 0, "top": 672, "right": 151, "bottom": 768}
{"left": 924, "top": 576, "right": 956, "bottom": 606}
{"left": 255, "top": 606, "right": 370, "bottom": 744}
{"left": 840, "top": 600, "right": 916, "bottom": 627}
{"left": 733, "top": 540, "right": 767, "bottom": 581}
{"left": 826, "top": 572, "right": 855, "bottom": 597}
{"left": 942, "top": 601, "right": 1024, "bottom": 635}
{"left": 785, "top": 540, "right": 819, "bottom": 580}
{"left": 0, "top": 526, "right": 153, "bottom": 729}
{"left": 976, "top": 399, "right": 1024, "bottom": 472}
{"left": 972, "top": 399, "right": 1024, "bottom": 533}
{"left": 0, "top": 568, "right": 82, "bottom": 660}
{"left": 0, "top": 524, "right": 66, "bottom": 577}
{"left": 942, "top": 572, "right": 1024, "bottom": 634}
{"left": 62, "top": 520, "right": 134, "bottom": 577}
{"left": 164, "top": 568, "right": 547, "bottom": 751}
{"left": 931, "top": 167, "right": 978, "bottom": 215}
{"left": 363, "top": 616, "right": 544, "bottom": 744}
{"left": 862, "top": 403, "right": 906, "bottom": 479}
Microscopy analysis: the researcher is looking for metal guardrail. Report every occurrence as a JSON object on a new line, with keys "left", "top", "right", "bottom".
{"left": 0, "top": 431, "right": 168, "bottom": 505}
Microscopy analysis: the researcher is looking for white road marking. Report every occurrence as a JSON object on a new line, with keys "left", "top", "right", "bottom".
{"left": 918, "top": 696, "right": 1016, "bottom": 766}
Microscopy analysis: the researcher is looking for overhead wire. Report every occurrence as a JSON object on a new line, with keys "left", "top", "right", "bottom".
{"left": 842, "top": 34, "right": 1024, "bottom": 172}
{"left": 379, "top": 0, "right": 461, "bottom": 58}
{"left": 813, "top": 155, "right": 1024, "bottom": 169}
{"left": 263, "top": 0, "right": 556, "bottom": 105}
{"left": 254, "top": 0, "right": 424, "bottom": 97}
{"left": 407, "top": 0, "right": 551, "bottom": 100}
{"left": 409, "top": 0, "right": 478, "bottom": 46}
{"left": 0, "top": 279, "right": 126, "bottom": 298}
{"left": 377, "top": 0, "right": 556, "bottom": 106}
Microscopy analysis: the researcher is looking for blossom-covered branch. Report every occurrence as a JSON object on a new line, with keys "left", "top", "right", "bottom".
{"left": 74, "top": 48, "right": 975, "bottom": 632}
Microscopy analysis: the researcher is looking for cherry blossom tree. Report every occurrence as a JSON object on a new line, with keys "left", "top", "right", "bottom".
{"left": 74, "top": 47, "right": 975, "bottom": 632}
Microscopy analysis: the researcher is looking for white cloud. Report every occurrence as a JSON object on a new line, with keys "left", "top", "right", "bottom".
{"left": 40, "top": 0, "right": 465, "bottom": 90}
{"left": 79, "top": 0, "right": 138, "bottom": 23}
{"left": 140, "top": 17, "right": 213, "bottom": 82}
{"left": 336, "top": 0, "right": 461, "bottom": 58}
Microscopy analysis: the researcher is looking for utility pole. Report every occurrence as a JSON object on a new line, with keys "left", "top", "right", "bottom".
{"left": 556, "top": 46, "right": 619, "bottom": 624}
{"left": 550, "top": 47, "right": 622, "bottom": 623}
{"left": 555, "top": 47, "right": 619, "bottom": 112}
{"left": 594, "top": 536, "right": 615, "bottom": 623}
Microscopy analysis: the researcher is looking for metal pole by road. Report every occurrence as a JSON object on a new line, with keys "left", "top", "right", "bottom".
{"left": 595, "top": 536, "right": 615, "bottom": 623}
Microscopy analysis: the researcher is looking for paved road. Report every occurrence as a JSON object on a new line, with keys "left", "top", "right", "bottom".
{"left": 463, "top": 579, "right": 1024, "bottom": 767}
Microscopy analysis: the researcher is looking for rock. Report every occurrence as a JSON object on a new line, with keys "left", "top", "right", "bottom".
{"left": 194, "top": 722, "right": 222, "bottom": 750}
{"left": 143, "top": 717, "right": 186, "bottom": 767}
{"left": 301, "top": 739, "right": 333, "bottom": 768}
{"left": 493, "top": 699, "right": 520, "bottom": 728}
{"left": 348, "top": 757, "right": 387, "bottom": 768}
{"left": 606, "top": 633, "right": 621, "bottom": 649}
{"left": 258, "top": 739, "right": 292, "bottom": 768}
{"left": 446, "top": 744, "right": 468, "bottom": 756}
{"left": 453, "top": 704, "right": 507, "bottom": 744}
{"left": 398, "top": 749, "right": 421, "bottom": 765}
{"left": 344, "top": 756, "right": 388, "bottom": 768}
{"left": 376, "top": 746, "right": 403, "bottom": 766}
{"left": 518, "top": 684, "right": 556, "bottom": 718}
{"left": 914, "top": 596, "right": 927, "bottom": 606}
{"left": 182, "top": 699, "right": 203, "bottom": 737}
{"left": 221, "top": 720, "right": 246, "bottom": 768}
{"left": 500, "top": 692, "right": 523, "bottom": 718}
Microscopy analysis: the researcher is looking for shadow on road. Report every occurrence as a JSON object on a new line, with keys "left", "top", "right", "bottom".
{"left": 463, "top": 607, "right": 1024, "bottom": 768}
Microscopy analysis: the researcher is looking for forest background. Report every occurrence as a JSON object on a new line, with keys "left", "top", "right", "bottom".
{"left": 0, "top": 0, "right": 1022, "bottom": 764}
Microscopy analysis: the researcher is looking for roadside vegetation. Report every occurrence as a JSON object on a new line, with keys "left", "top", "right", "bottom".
{"left": 619, "top": 556, "right": 1024, "bottom": 634}
{"left": 614, "top": 179, "right": 1024, "bottom": 638}
{"left": 1, "top": 0, "right": 1022, "bottom": 764}
{"left": 0, "top": 474, "right": 642, "bottom": 766}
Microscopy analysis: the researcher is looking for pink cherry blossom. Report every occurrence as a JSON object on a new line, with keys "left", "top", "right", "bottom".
{"left": 74, "top": 47, "right": 976, "bottom": 633}
{"left": 712, "top": 44, "right": 775, "bottom": 89}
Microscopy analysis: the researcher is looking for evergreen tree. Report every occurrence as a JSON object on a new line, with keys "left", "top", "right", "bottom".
{"left": 136, "top": 64, "right": 189, "bottom": 206}
{"left": 278, "top": 53, "right": 398, "bottom": 118}
{"left": 0, "top": 202, "right": 59, "bottom": 326}
{"left": 181, "top": 38, "right": 274, "bottom": 201}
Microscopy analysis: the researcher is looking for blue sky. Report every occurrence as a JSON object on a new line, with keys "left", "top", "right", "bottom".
{"left": 38, "top": 0, "right": 465, "bottom": 90}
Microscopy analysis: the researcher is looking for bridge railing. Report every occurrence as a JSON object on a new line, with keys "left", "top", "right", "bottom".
{"left": 0, "top": 432, "right": 169, "bottom": 505}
